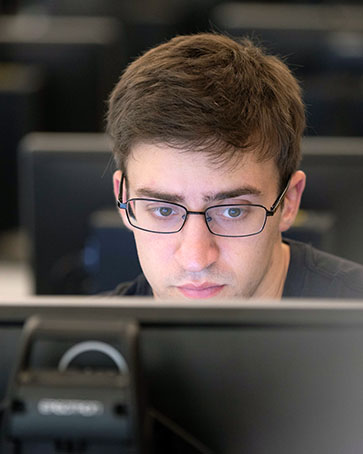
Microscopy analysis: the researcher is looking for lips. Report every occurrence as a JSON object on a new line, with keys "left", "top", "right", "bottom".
{"left": 177, "top": 283, "right": 225, "bottom": 299}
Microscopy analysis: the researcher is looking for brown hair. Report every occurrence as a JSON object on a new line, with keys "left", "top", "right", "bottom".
{"left": 107, "top": 33, "right": 305, "bottom": 188}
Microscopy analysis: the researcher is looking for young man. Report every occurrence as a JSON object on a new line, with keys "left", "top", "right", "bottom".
{"left": 107, "top": 33, "right": 363, "bottom": 300}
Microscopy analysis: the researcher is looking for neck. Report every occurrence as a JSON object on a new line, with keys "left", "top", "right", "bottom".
{"left": 255, "top": 241, "right": 291, "bottom": 300}
{"left": 275, "top": 242, "right": 290, "bottom": 298}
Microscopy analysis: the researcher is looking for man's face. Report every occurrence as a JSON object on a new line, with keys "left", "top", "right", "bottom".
{"left": 114, "top": 142, "right": 303, "bottom": 300}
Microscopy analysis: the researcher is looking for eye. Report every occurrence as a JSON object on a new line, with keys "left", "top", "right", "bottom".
{"left": 158, "top": 206, "right": 173, "bottom": 217}
{"left": 224, "top": 207, "right": 244, "bottom": 218}
{"left": 148, "top": 204, "right": 180, "bottom": 218}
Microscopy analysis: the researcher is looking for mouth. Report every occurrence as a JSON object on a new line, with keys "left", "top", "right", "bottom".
{"left": 176, "top": 283, "right": 225, "bottom": 299}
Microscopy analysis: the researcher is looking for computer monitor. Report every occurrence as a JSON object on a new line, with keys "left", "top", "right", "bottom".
{"left": 1, "top": 297, "right": 363, "bottom": 453}
{"left": 18, "top": 133, "right": 117, "bottom": 294}
{"left": 297, "top": 136, "right": 363, "bottom": 264}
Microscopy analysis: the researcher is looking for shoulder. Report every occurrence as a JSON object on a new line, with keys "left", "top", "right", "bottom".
{"left": 109, "top": 273, "right": 152, "bottom": 296}
{"left": 284, "top": 239, "right": 363, "bottom": 299}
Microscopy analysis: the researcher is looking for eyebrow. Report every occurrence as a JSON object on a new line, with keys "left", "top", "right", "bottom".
{"left": 135, "top": 188, "right": 185, "bottom": 203}
{"left": 134, "top": 185, "right": 262, "bottom": 204}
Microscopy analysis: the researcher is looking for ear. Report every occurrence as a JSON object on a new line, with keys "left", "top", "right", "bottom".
{"left": 113, "top": 170, "right": 132, "bottom": 230}
{"left": 112, "top": 169, "right": 122, "bottom": 201}
{"left": 279, "top": 170, "right": 306, "bottom": 233}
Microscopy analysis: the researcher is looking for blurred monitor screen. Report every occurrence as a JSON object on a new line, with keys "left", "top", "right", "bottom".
{"left": 1, "top": 298, "right": 363, "bottom": 453}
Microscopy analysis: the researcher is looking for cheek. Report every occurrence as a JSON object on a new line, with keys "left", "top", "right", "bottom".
{"left": 133, "top": 232, "right": 175, "bottom": 269}
{"left": 222, "top": 230, "right": 276, "bottom": 271}
{"left": 216, "top": 236, "right": 261, "bottom": 273}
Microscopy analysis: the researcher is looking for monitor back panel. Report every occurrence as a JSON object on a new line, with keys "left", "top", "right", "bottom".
{"left": 1, "top": 299, "right": 363, "bottom": 453}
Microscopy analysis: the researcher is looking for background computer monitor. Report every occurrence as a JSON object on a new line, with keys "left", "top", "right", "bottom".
{"left": 17, "top": 132, "right": 135, "bottom": 295}
{"left": 1, "top": 297, "right": 363, "bottom": 453}
{"left": 297, "top": 136, "right": 363, "bottom": 264}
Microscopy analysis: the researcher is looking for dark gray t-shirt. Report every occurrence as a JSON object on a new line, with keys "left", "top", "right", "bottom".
{"left": 110, "top": 239, "right": 363, "bottom": 299}
{"left": 282, "top": 239, "right": 363, "bottom": 298}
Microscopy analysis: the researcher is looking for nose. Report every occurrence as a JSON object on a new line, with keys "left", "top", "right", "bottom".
{"left": 174, "top": 213, "right": 219, "bottom": 273}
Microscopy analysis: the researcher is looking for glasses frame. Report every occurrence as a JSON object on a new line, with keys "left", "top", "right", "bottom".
{"left": 117, "top": 174, "right": 291, "bottom": 238}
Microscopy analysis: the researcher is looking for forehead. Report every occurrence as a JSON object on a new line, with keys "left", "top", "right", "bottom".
{"left": 126, "top": 142, "right": 279, "bottom": 195}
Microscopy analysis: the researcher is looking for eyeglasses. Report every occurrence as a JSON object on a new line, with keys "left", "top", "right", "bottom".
{"left": 117, "top": 175, "right": 290, "bottom": 238}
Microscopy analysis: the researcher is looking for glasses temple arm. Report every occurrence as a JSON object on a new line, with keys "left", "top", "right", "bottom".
{"left": 268, "top": 177, "right": 291, "bottom": 213}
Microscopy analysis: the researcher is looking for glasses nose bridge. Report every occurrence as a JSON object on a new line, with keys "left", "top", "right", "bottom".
{"left": 182, "top": 209, "right": 210, "bottom": 230}
{"left": 186, "top": 209, "right": 206, "bottom": 217}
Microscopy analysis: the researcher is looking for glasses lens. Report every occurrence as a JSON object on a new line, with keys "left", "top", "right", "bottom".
{"left": 127, "top": 199, "right": 186, "bottom": 233}
{"left": 206, "top": 205, "right": 267, "bottom": 236}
